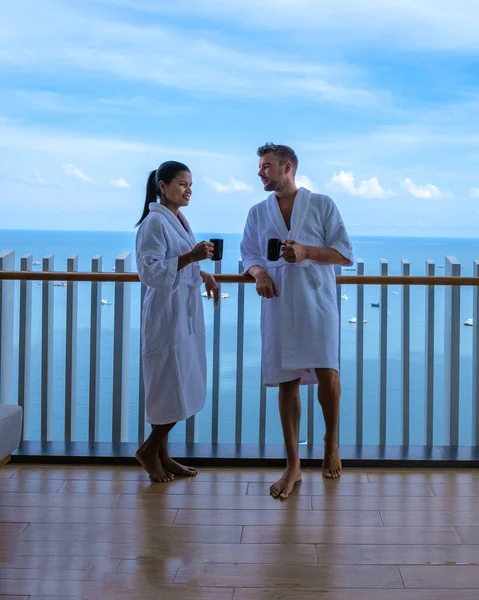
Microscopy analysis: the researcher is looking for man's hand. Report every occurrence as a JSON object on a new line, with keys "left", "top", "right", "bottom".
{"left": 282, "top": 240, "right": 309, "bottom": 264}
{"left": 201, "top": 271, "right": 219, "bottom": 307}
{"left": 254, "top": 270, "right": 278, "bottom": 299}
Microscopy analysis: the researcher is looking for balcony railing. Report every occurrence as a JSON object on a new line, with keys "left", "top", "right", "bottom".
{"left": 1, "top": 249, "right": 479, "bottom": 464}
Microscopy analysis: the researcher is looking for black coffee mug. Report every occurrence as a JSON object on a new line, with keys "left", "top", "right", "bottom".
{"left": 267, "top": 238, "right": 284, "bottom": 261}
{"left": 210, "top": 238, "right": 223, "bottom": 261}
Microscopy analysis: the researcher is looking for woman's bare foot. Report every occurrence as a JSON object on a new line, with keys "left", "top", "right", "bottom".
{"left": 161, "top": 456, "right": 198, "bottom": 477}
{"left": 322, "top": 441, "right": 341, "bottom": 479}
{"left": 270, "top": 464, "right": 302, "bottom": 499}
{"left": 135, "top": 448, "right": 174, "bottom": 483}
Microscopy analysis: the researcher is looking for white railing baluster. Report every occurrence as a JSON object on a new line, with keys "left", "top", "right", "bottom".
{"left": 41, "top": 254, "right": 54, "bottom": 441}
{"left": 112, "top": 252, "right": 131, "bottom": 443}
{"left": 444, "top": 256, "right": 461, "bottom": 446}
{"left": 425, "top": 259, "right": 435, "bottom": 446}
{"left": 138, "top": 283, "right": 146, "bottom": 443}
{"left": 18, "top": 254, "right": 32, "bottom": 440}
{"left": 335, "top": 264, "right": 342, "bottom": 443}
{"left": 307, "top": 385, "right": 315, "bottom": 446}
{"left": 211, "top": 260, "right": 222, "bottom": 444}
{"left": 89, "top": 256, "right": 102, "bottom": 443}
{"left": 473, "top": 261, "right": 479, "bottom": 446}
{"left": 379, "top": 258, "right": 388, "bottom": 445}
{"left": 356, "top": 259, "right": 365, "bottom": 445}
{"left": 235, "top": 260, "right": 245, "bottom": 445}
{"left": 65, "top": 255, "right": 78, "bottom": 442}
{"left": 0, "top": 250, "right": 15, "bottom": 406}
{"left": 401, "top": 259, "right": 411, "bottom": 447}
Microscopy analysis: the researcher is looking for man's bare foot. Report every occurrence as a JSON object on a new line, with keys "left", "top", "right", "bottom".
{"left": 322, "top": 441, "right": 341, "bottom": 479}
{"left": 270, "top": 464, "right": 302, "bottom": 499}
{"left": 135, "top": 448, "right": 175, "bottom": 483}
{"left": 161, "top": 457, "right": 198, "bottom": 477}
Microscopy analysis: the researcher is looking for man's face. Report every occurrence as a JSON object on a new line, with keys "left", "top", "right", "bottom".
{"left": 258, "top": 152, "right": 287, "bottom": 192}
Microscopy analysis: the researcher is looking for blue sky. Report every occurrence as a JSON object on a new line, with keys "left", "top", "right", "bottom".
{"left": 1, "top": 0, "right": 479, "bottom": 236}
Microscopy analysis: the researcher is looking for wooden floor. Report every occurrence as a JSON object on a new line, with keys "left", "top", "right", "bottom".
{"left": 3, "top": 466, "right": 479, "bottom": 599}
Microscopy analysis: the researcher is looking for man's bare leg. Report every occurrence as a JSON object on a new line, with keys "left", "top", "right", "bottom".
{"left": 270, "top": 378, "right": 302, "bottom": 499}
{"left": 315, "top": 368, "right": 341, "bottom": 479}
{"left": 158, "top": 431, "right": 198, "bottom": 477}
{"left": 135, "top": 423, "right": 176, "bottom": 483}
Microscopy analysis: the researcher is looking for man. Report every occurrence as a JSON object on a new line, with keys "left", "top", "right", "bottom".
{"left": 240, "top": 143, "right": 354, "bottom": 499}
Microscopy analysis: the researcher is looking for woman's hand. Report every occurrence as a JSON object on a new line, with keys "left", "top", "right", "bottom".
{"left": 201, "top": 271, "right": 219, "bottom": 307}
{"left": 190, "top": 241, "right": 214, "bottom": 262}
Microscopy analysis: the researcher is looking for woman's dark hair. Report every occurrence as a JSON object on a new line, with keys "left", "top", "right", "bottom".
{"left": 135, "top": 161, "right": 190, "bottom": 227}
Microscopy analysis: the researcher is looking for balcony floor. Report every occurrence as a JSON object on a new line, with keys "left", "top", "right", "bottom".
{"left": 2, "top": 465, "right": 479, "bottom": 598}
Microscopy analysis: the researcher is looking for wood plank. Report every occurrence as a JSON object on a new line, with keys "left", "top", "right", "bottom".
{"left": 116, "top": 544, "right": 316, "bottom": 568}
{"left": 0, "top": 468, "right": 18, "bottom": 479}
{"left": 0, "top": 556, "right": 89, "bottom": 570}
{"left": 10, "top": 466, "right": 149, "bottom": 481}
{"left": 242, "top": 525, "right": 463, "bottom": 545}
{"left": 115, "top": 493, "right": 313, "bottom": 510}
{"left": 0, "top": 479, "right": 65, "bottom": 493}
{"left": 367, "top": 470, "right": 479, "bottom": 483}
{"left": 456, "top": 528, "right": 479, "bottom": 544}
{"left": 21, "top": 523, "right": 243, "bottom": 544}
{"left": 174, "top": 564, "right": 403, "bottom": 588}
{"left": 0, "top": 491, "right": 119, "bottom": 508}
{"left": 58, "top": 480, "right": 248, "bottom": 495}
{"left": 315, "top": 544, "right": 479, "bottom": 565}
{"left": 0, "top": 580, "right": 84, "bottom": 596}
{"left": 0, "top": 568, "right": 86, "bottom": 581}
{"left": 0, "top": 506, "right": 177, "bottom": 525}
{"left": 233, "top": 590, "right": 479, "bottom": 600}
{"left": 400, "top": 565, "right": 479, "bottom": 588}
{"left": 81, "top": 583, "right": 233, "bottom": 600}
{"left": 13, "top": 541, "right": 315, "bottom": 564}
{"left": 174, "top": 509, "right": 381, "bottom": 527}
{"left": 247, "top": 482, "right": 434, "bottom": 497}
{"left": 380, "top": 510, "right": 479, "bottom": 527}
{"left": 312, "top": 495, "right": 479, "bottom": 511}
{"left": 429, "top": 483, "right": 479, "bottom": 496}
{"left": 192, "top": 470, "right": 368, "bottom": 483}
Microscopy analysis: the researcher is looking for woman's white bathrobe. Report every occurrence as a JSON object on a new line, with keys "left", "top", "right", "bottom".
{"left": 136, "top": 203, "right": 206, "bottom": 424}
{"left": 240, "top": 188, "right": 354, "bottom": 387}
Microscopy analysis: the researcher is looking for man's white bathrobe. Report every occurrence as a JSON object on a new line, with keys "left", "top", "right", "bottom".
{"left": 136, "top": 203, "right": 206, "bottom": 424}
{"left": 240, "top": 188, "right": 354, "bottom": 386}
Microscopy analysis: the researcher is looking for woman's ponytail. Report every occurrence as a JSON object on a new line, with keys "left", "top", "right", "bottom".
{"left": 135, "top": 170, "right": 158, "bottom": 227}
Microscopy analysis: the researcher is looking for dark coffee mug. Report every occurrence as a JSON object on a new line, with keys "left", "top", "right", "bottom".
{"left": 267, "top": 238, "right": 284, "bottom": 261}
{"left": 210, "top": 238, "right": 223, "bottom": 261}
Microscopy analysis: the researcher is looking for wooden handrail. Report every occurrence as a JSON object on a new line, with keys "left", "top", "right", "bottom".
{"left": 0, "top": 271, "right": 478, "bottom": 286}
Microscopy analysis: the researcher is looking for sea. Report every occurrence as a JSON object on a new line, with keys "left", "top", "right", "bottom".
{"left": 2, "top": 230, "right": 479, "bottom": 447}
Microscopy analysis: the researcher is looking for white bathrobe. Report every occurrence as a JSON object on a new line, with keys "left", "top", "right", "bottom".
{"left": 240, "top": 188, "right": 354, "bottom": 386}
{"left": 136, "top": 203, "right": 206, "bottom": 424}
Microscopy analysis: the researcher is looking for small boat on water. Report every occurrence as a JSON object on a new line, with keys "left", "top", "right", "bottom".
{"left": 53, "top": 281, "right": 67, "bottom": 287}
{"left": 371, "top": 302, "right": 380, "bottom": 308}
{"left": 464, "top": 318, "right": 474, "bottom": 326}
{"left": 201, "top": 292, "right": 230, "bottom": 299}
{"left": 101, "top": 299, "right": 111, "bottom": 306}
{"left": 349, "top": 317, "right": 367, "bottom": 324}
{"left": 341, "top": 294, "right": 348, "bottom": 300}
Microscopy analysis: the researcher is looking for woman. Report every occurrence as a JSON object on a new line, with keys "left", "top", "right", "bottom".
{"left": 135, "top": 161, "right": 219, "bottom": 482}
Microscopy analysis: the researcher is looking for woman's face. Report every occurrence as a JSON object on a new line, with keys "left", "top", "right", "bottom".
{"left": 159, "top": 171, "right": 192, "bottom": 209}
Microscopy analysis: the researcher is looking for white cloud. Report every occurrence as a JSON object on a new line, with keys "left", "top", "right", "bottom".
{"left": 401, "top": 178, "right": 452, "bottom": 199}
{"left": 61, "top": 163, "right": 94, "bottom": 183}
{"left": 295, "top": 175, "right": 316, "bottom": 192}
{"left": 110, "top": 177, "right": 132, "bottom": 188}
{"left": 205, "top": 177, "right": 254, "bottom": 193}
{"left": 112, "top": 0, "right": 479, "bottom": 52}
{"left": 331, "top": 170, "right": 394, "bottom": 199}
{"left": 0, "top": 3, "right": 386, "bottom": 109}
{"left": 471, "top": 187, "right": 479, "bottom": 197}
